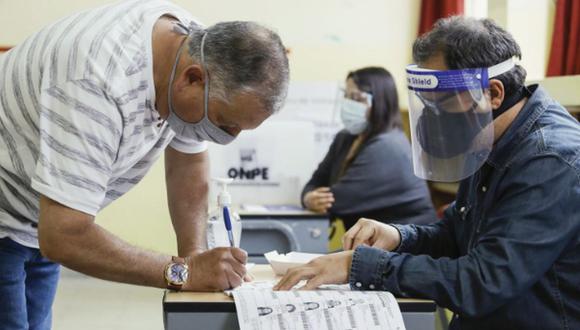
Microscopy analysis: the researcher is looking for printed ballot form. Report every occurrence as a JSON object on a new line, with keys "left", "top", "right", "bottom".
{"left": 232, "top": 288, "right": 406, "bottom": 330}
{"left": 227, "top": 251, "right": 406, "bottom": 329}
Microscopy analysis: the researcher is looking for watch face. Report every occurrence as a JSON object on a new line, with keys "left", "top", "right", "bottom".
{"left": 166, "top": 263, "right": 188, "bottom": 284}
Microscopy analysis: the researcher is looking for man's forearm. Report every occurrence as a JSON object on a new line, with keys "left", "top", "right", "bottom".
{"left": 52, "top": 223, "right": 170, "bottom": 287}
{"left": 165, "top": 148, "right": 210, "bottom": 256}
{"left": 169, "top": 197, "right": 208, "bottom": 256}
{"left": 39, "top": 197, "right": 170, "bottom": 288}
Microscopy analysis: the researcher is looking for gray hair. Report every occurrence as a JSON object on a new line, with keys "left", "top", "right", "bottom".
{"left": 187, "top": 21, "right": 289, "bottom": 114}
{"left": 412, "top": 16, "right": 527, "bottom": 96}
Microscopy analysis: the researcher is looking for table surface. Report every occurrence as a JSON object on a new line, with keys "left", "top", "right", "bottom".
{"left": 238, "top": 209, "right": 326, "bottom": 218}
{"left": 163, "top": 265, "right": 436, "bottom": 313}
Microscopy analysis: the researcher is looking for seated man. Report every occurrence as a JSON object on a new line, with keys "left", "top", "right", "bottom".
{"left": 275, "top": 16, "right": 580, "bottom": 329}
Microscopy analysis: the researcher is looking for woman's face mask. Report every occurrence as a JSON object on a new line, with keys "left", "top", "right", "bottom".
{"left": 340, "top": 98, "right": 369, "bottom": 134}
{"left": 339, "top": 87, "right": 372, "bottom": 135}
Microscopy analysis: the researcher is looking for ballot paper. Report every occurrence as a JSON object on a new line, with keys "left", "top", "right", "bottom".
{"left": 225, "top": 280, "right": 350, "bottom": 297}
{"left": 232, "top": 288, "right": 406, "bottom": 330}
{"left": 265, "top": 250, "right": 324, "bottom": 275}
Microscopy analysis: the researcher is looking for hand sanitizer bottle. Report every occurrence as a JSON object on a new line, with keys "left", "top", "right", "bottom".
{"left": 207, "top": 178, "right": 242, "bottom": 249}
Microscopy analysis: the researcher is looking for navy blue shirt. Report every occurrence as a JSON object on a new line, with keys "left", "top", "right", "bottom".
{"left": 349, "top": 85, "right": 580, "bottom": 329}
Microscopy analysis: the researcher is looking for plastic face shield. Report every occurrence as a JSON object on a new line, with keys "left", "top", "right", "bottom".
{"left": 405, "top": 58, "right": 515, "bottom": 182}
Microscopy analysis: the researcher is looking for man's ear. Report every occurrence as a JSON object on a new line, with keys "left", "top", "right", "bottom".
{"left": 489, "top": 79, "right": 505, "bottom": 110}
{"left": 180, "top": 64, "right": 204, "bottom": 87}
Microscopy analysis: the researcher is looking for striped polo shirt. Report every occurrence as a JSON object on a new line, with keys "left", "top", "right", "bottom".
{"left": 0, "top": 0, "right": 207, "bottom": 248}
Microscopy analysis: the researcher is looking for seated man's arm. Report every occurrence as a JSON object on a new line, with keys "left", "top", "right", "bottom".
{"left": 343, "top": 211, "right": 460, "bottom": 259}
{"left": 350, "top": 155, "right": 579, "bottom": 317}
{"left": 390, "top": 203, "right": 460, "bottom": 258}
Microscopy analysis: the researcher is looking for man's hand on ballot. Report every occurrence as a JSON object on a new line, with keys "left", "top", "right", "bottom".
{"left": 273, "top": 251, "right": 353, "bottom": 291}
{"left": 183, "top": 247, "right": 248, "bottom": 291}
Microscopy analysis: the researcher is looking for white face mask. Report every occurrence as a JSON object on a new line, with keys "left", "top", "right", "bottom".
{"left": 340, "top": 98, "right": 370, "bottom": 135}
{"left": 166, "top": 27, "right": 235, "bottom": 145}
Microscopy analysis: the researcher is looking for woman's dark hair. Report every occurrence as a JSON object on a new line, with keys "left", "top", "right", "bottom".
{"left": 347, "top": 67, "right": 402, "bottom": 138}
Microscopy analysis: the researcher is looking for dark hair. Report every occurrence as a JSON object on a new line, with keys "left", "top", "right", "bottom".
{"left": 412, "top": 16, "right": 526, "bottom": 97}
{"left": 188, "top": 21, "right": 289, "bottom": 113}
{"left": 347, "top": 67, "right": 402, "bottom": 138}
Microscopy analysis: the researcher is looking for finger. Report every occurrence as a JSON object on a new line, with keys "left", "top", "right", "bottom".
{"left": 313, "top": 191, "right": 334, "bottom": 199}
{"left": 300, "top": 275, "right": 325, "bottom": 290}
{"left": 274, "top": 267, "right": 315, "bottom": 291}
{"left": 352, "top": 224, "right": 375, "bottom": 248}
{"left": 230, "top": 260, "right": 247, "bottom": 279}
{"left": 273, "top": 269, "right": 300, "bottom": 291}
{"left": 343, "top": 222, "right": 363, "bottom": 250}
{"left": 313, "top": 200, "right": 333, "bottom": 209}
{"left": 230, "top": 248, "right": 248, "bottom": 264}
{"left": 314, "top": 198, "right": 334, "bottom": 209}
{"left": 316, "top": 196, "right": 335, "bottom": 204}
{"left": 214, "top": 272, "right": 230, "bottom": 292}
{"left": 243, "top": 274, "right": 254, "bottom": 282}
{"left": 225, "top": 266, "right": 243, "bottom": 289}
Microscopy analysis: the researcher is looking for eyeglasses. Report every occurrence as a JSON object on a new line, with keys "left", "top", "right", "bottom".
{"left": 339, "top": 87, "right": 373, "bottom": 105}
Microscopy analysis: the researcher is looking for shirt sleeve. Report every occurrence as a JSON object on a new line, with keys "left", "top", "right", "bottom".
{"left": 168, "top": 133, "right": 208, "bottom": 154}
{"left": 349, "top": 155, "right": 580, "bottom": 318}
{"left": 31, "top": 79, "right": 122, "bottom": 215}
{"left": 389, "top": 203, "right": 460, "bottom": 258}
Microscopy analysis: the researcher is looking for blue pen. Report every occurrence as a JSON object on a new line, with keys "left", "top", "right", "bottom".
{"left": 222, "top": 206, "right": 235, "bottom": 247}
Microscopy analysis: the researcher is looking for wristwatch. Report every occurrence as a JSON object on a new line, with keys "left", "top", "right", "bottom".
{"left": 164, "top": 256, "right": 189, "bottom": 291}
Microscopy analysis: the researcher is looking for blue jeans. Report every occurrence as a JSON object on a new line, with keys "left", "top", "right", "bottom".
{"left": 0, "top": 237, "right": 60, "bottom": 330}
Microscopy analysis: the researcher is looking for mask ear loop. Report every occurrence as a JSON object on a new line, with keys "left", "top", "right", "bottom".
{"left": 200, "top": 32, "right": 210, "bottom": 119}
{"left": 174, "top": 21, "right": 190, "bottom": 35}
{"left": 162, "top": 34, "right": 188, "bottom": 128}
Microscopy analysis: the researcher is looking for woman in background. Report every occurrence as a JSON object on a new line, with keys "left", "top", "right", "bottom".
{"left": 302, "top": 67, "right": 435, "bottom": 243}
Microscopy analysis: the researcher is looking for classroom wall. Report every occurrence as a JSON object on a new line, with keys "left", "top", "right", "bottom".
{"left": 0, "top": 0, "right": 555, "bottom": 254}
{"left": 488, "top": 0, "right": 555, "bottom": 81}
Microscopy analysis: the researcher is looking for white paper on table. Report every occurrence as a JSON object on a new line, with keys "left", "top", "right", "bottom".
{"left": 264, "top": 250, "right": 324, "bottom": 275}
{"left": 225, "top": 280, "right": 350, "bottom": 297}
{"left": 232, "top": 289, "right": 406, "bottom": 330}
